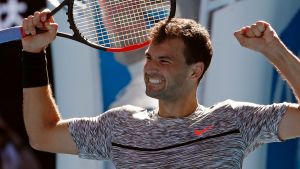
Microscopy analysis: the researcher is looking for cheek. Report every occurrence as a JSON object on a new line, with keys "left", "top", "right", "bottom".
{"left": 143, "top": 64, "right": 146, "bottom": 73}
{"left": 143, "top": 61, "right": 147, "bottom": 69}
{"left": 143, "top": 62, "right": 152, "bottom": 74}
{"left": 167, "top": 68, "right": 189, "bottom": 85}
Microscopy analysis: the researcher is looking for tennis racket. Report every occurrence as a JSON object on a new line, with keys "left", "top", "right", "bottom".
{"left": 0, "top": 0, "right": 176, "bottom": 52}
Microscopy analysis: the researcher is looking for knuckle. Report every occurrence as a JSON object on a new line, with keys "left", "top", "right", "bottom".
{"left": 34, "top": 11, "right": 40, "bottom": 16}
{"left": 44, "top": 8, "right": 50, "bottom": 11}
{"left": 256, "top": 21, "right": 264, "bottom": 26}
{"left": 256, "top": 20, "right": 265, "bottom": 24}
{"left": 23, "top": 18, "right": 28, "bottom": 24}
{"left": 42, "top": 8, "right": 51, "bottom": 14}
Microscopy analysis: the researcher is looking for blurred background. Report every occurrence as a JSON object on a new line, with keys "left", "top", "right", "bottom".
{"left": 0, "top": 0, "right": 299, "bottom": 168}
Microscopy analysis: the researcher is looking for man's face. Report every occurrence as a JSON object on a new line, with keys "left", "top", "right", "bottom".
{"left": 144, "top": 38, "right": 194, "bottom": 101}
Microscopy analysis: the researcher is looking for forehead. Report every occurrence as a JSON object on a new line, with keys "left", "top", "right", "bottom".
{"left": 145, "top": 38, "right": 185, "bottom": 58}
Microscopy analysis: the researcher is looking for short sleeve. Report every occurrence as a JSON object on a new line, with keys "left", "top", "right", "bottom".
{"left": 68, "top": 110, "right": 117, "bottom": 160}
{"left": 232, "top": 101, "right": 295, "bottom": 154}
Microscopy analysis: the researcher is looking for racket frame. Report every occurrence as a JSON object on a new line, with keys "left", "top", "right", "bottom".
{"left": 0, "top": 0, "right": 176, "bottom": 52}
{"left": 56, "top": 0, "right": 176, "bottom": 52}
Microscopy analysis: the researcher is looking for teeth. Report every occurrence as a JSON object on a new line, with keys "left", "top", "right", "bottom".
{"left": 149, "top": 78, "right": 161, "bottom": 84}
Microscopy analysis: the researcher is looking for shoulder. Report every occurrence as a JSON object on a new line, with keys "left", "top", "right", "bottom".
{"left": 207, "top": 99, "right": 237, "bottom": 110}
{"left": 107, "top": 105, "right": 146, "bottom": 114}
{"left": 104, "top": 105, "right": 147, "bottom": 119}
{"left": 120, "top": 105, "right": 146, "bottom": 112}
{"left": 203, "top": 99, "right": 252, "bottom": 118}
{"left": 209, "top": 99, "right": 264, "bottom": 110}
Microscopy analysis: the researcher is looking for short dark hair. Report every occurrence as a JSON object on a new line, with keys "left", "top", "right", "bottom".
{"left": 149, "top": 18, "right": 213, "bottom": 82}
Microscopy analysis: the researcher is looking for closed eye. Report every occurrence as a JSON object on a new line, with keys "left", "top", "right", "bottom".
{"left": 160, "top": 59, "right": 171, "bottom": 64}
{"left": 145, "top": 53, "right": 152, "bottom": 62}
{"left": 159, "top": 56, "right": 173, "bottom": 64}
{"left": 145, "top": 55, "right": 152, "bottom": 63}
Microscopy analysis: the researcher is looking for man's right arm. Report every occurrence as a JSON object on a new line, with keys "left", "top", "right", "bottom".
{"left": 22, "top": 10, "right": 78, "bottom": 154}
{"left": 23, "top": 86, "right": 78, "bottom": 154}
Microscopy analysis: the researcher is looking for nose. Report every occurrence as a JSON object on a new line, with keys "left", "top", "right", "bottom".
{"left": 144, "top": 59, "right": 160, "bottom": 74}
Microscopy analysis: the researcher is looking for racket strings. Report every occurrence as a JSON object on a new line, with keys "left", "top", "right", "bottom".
{"left": 72, "top": 1, "right": 169, "bottom": 26}
{"left": 72, "top": 1, "right": 169, "bottom": 23}
{"left": 72, "top": 0, "right": 170, "bottom": 48}
{"left": 87, "top": 29, "right": 149, "bottom": 46}
{"left": 74, "top": 6, "right": 168, "bottom": 33}
{"left": 75, "top": 0, "right": 169, "bottom": 47}
{"left": 74, "top": 9, "right": 167, "bottom": 39}
{"left": 74, "top": 1, "right": 168, "bottom": 34}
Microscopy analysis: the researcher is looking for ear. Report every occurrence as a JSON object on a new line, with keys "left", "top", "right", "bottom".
{"left": 189, "top": 62, "right": 204, "bottom": 81}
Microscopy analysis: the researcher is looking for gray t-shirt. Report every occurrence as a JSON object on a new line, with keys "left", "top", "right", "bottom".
{"left": 68, "top": 100, "right": 292, "bottom": 169}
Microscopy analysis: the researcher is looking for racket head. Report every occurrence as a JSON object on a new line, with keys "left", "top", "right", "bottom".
{"left": 67, "top": 0, "right": 176, "bottom": 52}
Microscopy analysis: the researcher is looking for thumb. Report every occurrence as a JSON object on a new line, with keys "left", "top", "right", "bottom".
{"left": 45, "top": 22, "right": 58, "bottom": 38}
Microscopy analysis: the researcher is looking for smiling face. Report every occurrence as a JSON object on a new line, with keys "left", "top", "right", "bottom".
{"left": 144, "top": 38, "right": 197, "bottom": 101}
{"left": 149, "top": 18, "right": 213, "bottom": 84}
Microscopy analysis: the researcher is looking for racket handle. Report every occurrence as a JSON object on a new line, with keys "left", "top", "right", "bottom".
{"left": 0, "top": 0, "right": 70, "bottom": 44}
{"left": 0, "top": 26, "right": 25, "bottom": 44}
{"left": 0, "top": 26, "right": 55, "bottom": 45}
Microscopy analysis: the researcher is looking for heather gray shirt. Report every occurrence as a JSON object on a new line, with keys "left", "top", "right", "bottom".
{"left": 68, "top": 100, "right": 292, "bottom": 169}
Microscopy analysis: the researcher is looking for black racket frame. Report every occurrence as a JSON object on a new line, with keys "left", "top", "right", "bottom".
{"left": 49, "top": 0, "right": 176, "bottom": 51}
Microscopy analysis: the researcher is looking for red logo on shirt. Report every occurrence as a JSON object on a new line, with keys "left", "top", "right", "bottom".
{"left": 194, "top": 125, "right": 214, "bottom": 137}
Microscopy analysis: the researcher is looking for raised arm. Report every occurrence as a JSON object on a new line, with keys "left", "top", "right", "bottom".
{"left": 22, "top": 9, "right": 78, "bottom": 154}
{"left": 234, "top": 20, "right": 300, "bottom": 140}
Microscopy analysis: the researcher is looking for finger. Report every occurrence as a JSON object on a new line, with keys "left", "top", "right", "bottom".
{"left": 234, "top": 29, "right": 247, "bottom": 47}
{"left": 47, "top": 15, "right": 55, "bottom": 24}
{"left": 22, "top": 18, "right": 30, "bottom": 35}
{"left": 263, "top": 25, "right": 277, "bottom": 44}
{"left": 244, "top": 26, "right": 255, "bottom": 38}
{"left": 250, "top": 24, "right": 262, "bottom": 37}
{"left": 45, "top": 22, "right": 58, "bottom": 37}
{"left": 33, "top": 11, "right": 43, "bottom": 29}
{"left": 27, "top": 15, "right": 36, "bottom": 35}
{"left": 256, "top": 21, "right": 266, "bottom": 33}
{"left": 40, "top": 9, "right": 51, "bottom": 23}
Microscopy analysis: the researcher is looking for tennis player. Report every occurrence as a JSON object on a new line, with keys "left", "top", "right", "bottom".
{"left": 22, "top": 10, "right": 300, "bottom": 168}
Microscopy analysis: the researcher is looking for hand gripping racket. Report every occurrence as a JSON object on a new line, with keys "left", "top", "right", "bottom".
{"left": 0, "top": 0, "right": 176, "bottom": 52}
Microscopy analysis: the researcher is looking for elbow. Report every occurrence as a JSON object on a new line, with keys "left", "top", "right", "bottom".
{"left": 27, "top": 123, "right": 57, "bottom": 151}
{"left": 28, "top": 137, "right": 46, "bottom": 151}
{"left": 29, "top": 139, "right": 43, "bottom": 151}
{"left": 27, "top": 131, "right": 52, "bottom": 151}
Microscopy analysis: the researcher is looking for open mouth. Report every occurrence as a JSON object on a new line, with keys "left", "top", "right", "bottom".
{"left": 145, "top": 74, "right": 165, "bottom": 90}
{"left": 149, "top": 78, "right": 162, "bottom": 85}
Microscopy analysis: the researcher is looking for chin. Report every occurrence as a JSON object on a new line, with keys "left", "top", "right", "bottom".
{"left": 145, "top": 90, "right": 160, "bottom": 99}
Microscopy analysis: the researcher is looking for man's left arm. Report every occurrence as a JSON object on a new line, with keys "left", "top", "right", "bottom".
{"left": 234, "top": 20, "right": 300, "bottom": 140}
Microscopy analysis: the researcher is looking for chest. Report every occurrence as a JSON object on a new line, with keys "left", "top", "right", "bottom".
{"left": 110, "top": 114, "right": 245, "bottom": 168}
{"left": 113, "top": 114, "right": 238, "bottom": 146}
{"left": 111, "top": 131, "right": 244, "bottom": 169}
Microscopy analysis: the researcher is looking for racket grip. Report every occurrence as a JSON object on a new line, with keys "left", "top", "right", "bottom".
{"left": 0, "top": 26, "right": 25, "bottom": 44}
{"left": 36, "top": 28, "right": 48, "bottom": 34}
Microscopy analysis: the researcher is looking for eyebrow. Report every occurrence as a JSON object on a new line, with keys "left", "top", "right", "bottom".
{"left": 159, "top": 56, "right": 174, "bottom": 60}
{"left": 145, "top": 53, "right": 174, "bottom": 60}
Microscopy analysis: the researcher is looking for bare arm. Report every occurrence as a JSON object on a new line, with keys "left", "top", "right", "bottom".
{"left": 23, "top": 86, "right": 77, "bottom": 154}
{"left": 234, "top": 21, "right": 300, "bottom": 140}
{"left": 22, "top": 10, "right": 78, "bottom": 154}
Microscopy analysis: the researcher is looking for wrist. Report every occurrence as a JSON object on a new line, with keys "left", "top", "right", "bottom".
{"left": 21, "top": 40, "right": 47, "bottom": 53}
{"left": 262, "top": 39, "right": 288, "bottom": 63}
{"left": 22, "top": 46, "right": 47, "bottom": 54}
{"left": 22, "top": 51, "right": 49, "bottom": 88}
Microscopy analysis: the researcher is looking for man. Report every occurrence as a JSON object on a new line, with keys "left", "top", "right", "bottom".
{"left": 22, "top": 9, "right": 300, "bottom": 168}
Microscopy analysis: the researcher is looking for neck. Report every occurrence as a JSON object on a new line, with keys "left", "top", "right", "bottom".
{"left": 158, "top": 95, "right": 199, "bottom": 118}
